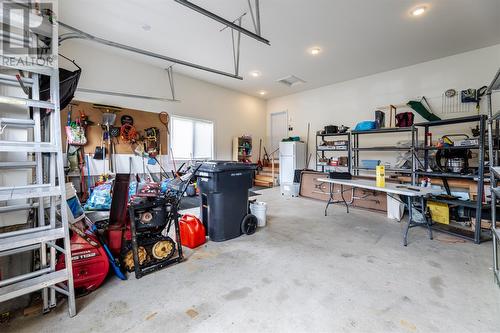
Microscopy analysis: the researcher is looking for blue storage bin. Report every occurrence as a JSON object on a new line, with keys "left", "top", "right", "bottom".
{"left": 361, "top": 160, "right": 380, "bottom": 169}
{"left": 354, "top": 121, "right": 377, "bottom": 131}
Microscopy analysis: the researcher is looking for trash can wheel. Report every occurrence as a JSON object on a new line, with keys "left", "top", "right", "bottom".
{"left": 241, "top": 214, "right": 258, "bottom": 235}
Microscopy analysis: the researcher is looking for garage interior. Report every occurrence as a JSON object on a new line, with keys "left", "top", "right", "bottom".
{"left": 1, "top": 0, "right": 500, "bottom": 332}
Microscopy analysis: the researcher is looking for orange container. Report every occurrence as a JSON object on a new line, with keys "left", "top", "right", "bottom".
{"left": 179, "top": 214, "right": 206, "bottom": 249}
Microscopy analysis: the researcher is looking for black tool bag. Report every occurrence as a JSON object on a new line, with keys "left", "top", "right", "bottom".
{"left": 395, "top": 112, "right": 414, "bottom": 127}
{"left": 329, "top": 172, "right": 352, "bottom": 180}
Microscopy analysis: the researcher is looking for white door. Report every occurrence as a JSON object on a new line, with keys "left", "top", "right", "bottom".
{"left": 270, "top": 111, "right": 288, "bottom": 153}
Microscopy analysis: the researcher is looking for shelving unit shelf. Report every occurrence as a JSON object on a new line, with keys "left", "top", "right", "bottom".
{"left": 232, "top": 136, "right": 252, "bottom": 162}
{"left": 315, "top": 132, "right": 351, "bottom": 173}
{"left": 352, "top": 127, "right": 415, "bottom": 181}
{"left": 413, "top": 114, "right": 488, "bottom": 244}
{"left": 486, "top": 67, "right": 500, "bottom": 286}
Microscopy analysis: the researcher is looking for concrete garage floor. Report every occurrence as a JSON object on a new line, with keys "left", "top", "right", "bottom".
{"left": 4, "top": 187, "right": 500, "bottom": 332}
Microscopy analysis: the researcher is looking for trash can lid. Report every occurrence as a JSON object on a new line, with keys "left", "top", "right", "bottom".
{"left": 196, "top": 160, "right": 257, "bottom": 173}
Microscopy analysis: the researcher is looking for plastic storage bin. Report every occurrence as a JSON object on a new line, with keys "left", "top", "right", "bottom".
{"left": 280, "top": 182, "right": 300, "bottom": 197}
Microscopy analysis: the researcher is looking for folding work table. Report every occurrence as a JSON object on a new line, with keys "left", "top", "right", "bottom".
{"left": 318, "top": 178, "right": 442, "bottom": 246}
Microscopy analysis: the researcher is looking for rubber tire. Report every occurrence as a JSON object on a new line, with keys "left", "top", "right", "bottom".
{"left": 241, "top": 214, "right": 258, "bottom": 235}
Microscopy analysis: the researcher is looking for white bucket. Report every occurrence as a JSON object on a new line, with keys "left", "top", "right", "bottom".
{"left": 65, "top": 183, "right": 85, "bottom": 224}
{"left": 250, "top": 201, "right": 267, "bottom": 227}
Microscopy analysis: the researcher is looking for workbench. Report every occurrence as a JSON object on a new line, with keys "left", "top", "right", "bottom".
{"left": 318, "top": 178, "right": 442, "bottom": 246}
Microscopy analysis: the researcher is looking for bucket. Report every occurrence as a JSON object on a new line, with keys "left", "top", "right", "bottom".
{"left": 65, "top": 183, "right": 85, "bottom": 224}
{"left": 250, "top": 201, "right": 267, "bottom": 227}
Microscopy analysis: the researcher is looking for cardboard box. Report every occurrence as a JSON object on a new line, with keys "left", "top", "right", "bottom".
{"left": 299, "top": 172, "right": 388, "bottom": 213}
{"left": 471, "top": 218, "right": 493, "bottom": 230}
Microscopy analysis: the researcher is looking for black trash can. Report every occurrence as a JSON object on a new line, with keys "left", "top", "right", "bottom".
{"left": 196, "top": 161, "right": 257, "bottom": 242}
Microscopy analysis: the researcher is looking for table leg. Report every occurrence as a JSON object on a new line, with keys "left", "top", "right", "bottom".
{"left": 324, "top": 182, "right": 334, "bottom": 216}
{"left": 403, "top": 196, "right": 412, "bottom": 246}
{"left": 340, "top": 184, "right": 349, "bottom": 213}
{"left": 422, "top": 196, "right": 433, "bottom": 240}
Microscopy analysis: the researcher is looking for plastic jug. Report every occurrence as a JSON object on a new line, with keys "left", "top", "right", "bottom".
{"left": 179, "top": 214, "right": 206, "bottom": 249}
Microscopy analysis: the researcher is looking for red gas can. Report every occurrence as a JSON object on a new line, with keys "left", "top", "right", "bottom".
{"left": 179, "top": 214, "right": 206, "bottom": 249}
{"left": 56, "top": 232, "right": 109, "bottom": 293}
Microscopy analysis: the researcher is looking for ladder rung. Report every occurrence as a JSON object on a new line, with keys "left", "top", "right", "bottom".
{"left": 0, "top": 56, "right": 55, "bottom": 76}
{"left": 0, "top": 244, "right": 40, "bottom": 257}
{"left": 0, "top": 74, "right": 34, "bottom": 87}
{"left": 0, "top": 228, "right": 65, "bottom": 252}
{"left": 0, "top": 270, "right": 68, "bottom": 303}
{"left": 0, "top": 202, "right": 39, "bottom": 213}
{"left": 0, "top": 267, "right": 51, "bottom": 287}
{"left": 0, "top": 117, "right": 35, "bottom": 127}
{"left": 0, "top": 161, "right": 37, "bottom": 169}
{"left": 0, "top": 96, "right": 55, "bottom": 109}
{"left": 0, "top": 225, "right": 51, "bottom": 239}
{"left": 0, "top": 184, "right": 61, "bottom": 201}
{"left": 0, "top": 141, "right": 58, "bottom": 153}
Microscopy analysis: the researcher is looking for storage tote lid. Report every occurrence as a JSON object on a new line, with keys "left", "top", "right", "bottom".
{"left": 196, "top": 160, "right": 257, "bottom": 173}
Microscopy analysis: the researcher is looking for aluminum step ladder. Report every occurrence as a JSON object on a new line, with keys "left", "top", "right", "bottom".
{"left": 0, "top": 1, "right": 76, "bottom": 316}
{"left": 487, "top": 67, "right": 500, "bottom": 287}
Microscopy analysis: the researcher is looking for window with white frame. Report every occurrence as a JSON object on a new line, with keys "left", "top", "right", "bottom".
{"left": 170, "top": 116, "right": 214, "bottom": 160}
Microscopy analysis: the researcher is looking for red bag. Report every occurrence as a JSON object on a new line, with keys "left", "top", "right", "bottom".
{"left": 395, "top": 112, "right": 414, "bottom": 127}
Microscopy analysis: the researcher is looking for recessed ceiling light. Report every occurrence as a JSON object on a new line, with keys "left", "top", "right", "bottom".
{"left": 250, "top": 71, "right": 261, "bottom": 78}
{"left": 310, "top": 47, "right": 321, "bottom": 55}
{"left": 411, "top": 6, "right": 426, "bottom": 16}
{"left": 142, "top": 24, "right": 152, "bottom": 31}
{"left": 259, "top": 90, "right": 266, "bottom": 95}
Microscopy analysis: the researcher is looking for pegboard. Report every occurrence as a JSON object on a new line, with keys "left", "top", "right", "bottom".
{"left": 60, "top": 100, "right": 168, "bottom": 155}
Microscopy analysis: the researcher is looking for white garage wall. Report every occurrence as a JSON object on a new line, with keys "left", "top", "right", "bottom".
{"left": 59, "top": 41, "right": 266, "bottom": 166}
{"left": 267, "top": 44, "right": 500, "bottom": 169}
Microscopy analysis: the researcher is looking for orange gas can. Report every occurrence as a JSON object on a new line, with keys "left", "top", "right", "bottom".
{"left": 179, "top": 214, "right": 206, "bottom": 249}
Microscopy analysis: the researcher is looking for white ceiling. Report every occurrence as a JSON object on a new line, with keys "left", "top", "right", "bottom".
{"left": 59, "top": 0, "right": 500, "bottom": 100}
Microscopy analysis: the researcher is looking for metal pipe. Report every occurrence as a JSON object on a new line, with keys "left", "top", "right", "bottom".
{"left": 475, "top": 116, "right": 486, "bottom": 243}
{"left": 174, "top": 0, "right": 270, "bottom": 45}
{"left": 49, "top": 284, "right": 70, "bottom": 297}
{"left": 47, "top": 241, "right": 66, "bottom": 254}
{"left": 255, "top": 0, "right": 261, "bottom": 36}
{"left": 58, "top": 21, "right": 243, "bottom": 80}
{"left": 77, "top": 88, "right": 180, "bottom": 103}
{"left": 247, "top": 0, "right": 257, "bottom": 33}
{"left": 166, "top": 67, "right": 176, "bottom": 101}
